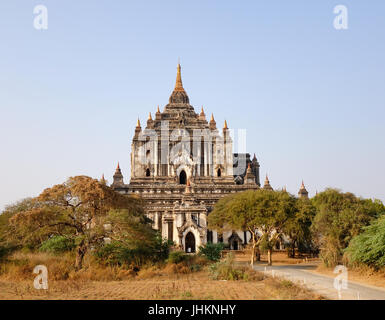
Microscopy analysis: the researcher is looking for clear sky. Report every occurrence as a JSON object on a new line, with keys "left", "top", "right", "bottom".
{"left": 0, "top": 1, "right": 384, "bottom": 210}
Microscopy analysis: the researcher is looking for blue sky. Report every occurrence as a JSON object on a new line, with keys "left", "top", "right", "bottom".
{"left": 0, "top": 1, "right": 384, "bottom": 210}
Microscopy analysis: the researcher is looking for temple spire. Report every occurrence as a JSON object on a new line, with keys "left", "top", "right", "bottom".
{"left": 174, "top": 63, "right": 184, "bottom": 91}
{"left": 223, "top": 120, "right": 228, "bottom": 129}
{"left": 298, "top": 180, "right": 309, "bottom": 199}
{"left": 263, "top": 174, "right": 273, "bottom": 190}
{"left": 199, "top": 106, "right": 206, "bottom": 120}
{"left": 169, "top": 63, "right": 189, "bottom": 104}
{"left": 209, "top": 113, "right": 216, "bottom": 130}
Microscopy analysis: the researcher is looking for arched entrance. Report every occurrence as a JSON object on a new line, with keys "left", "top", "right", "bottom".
{"left": 228, "top": 232, "right": 243, "bottom": 250}
{"left": 179, "top": 170, "right": 187, "bottom": 185}
{"left": 185, "top": 232, "right": 195, "bottom": 253}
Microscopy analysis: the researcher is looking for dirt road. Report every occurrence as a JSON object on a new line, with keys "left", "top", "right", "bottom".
{"left": 254, "top": 263, "right": 385, "bottom": 300}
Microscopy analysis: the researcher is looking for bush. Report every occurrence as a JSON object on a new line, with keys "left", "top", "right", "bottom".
{"left": 198, "top": 242, "right": 224, "bottom": 261}
{"left": 208, "top": 253, "right": 263, "bottom": 281}
{"left": 167, "top": 251, "right": 189, "bottom": 264}
{"left": 39, "top": 236, "right": 76, "bottom": 254}
{"left": 0, "top": 244, "right": 18, "bottom": 261}
{"left": 345, "top": 215, "right": 385, "bottom": 269}
{"left": 95, "top": 242, "right": 151, "bottom": 268}
{"left": 94, "top": 236, "right": 172, "bottom": 269}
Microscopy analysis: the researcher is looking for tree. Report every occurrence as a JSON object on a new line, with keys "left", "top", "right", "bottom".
{"left": 8, "top": 176, "right": 147, "bottom": 270}
{"left": 0, "top": 198, "right": 35, "bottom": 259}
{"left": 283, "top": 197, "right": 316, "bottom": 258}
{"left": 311, "top": 188, "right": 385, "bottom": 267}
{"left": 208, "top": 189, "right": 297, "bottom": 266}
{"left": 345, "top": 215, "right": 385, "bottom": 269}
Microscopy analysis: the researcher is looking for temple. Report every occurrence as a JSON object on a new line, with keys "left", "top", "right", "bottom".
{"left": 111, "top": 64, "right": 308, "bottom": 252}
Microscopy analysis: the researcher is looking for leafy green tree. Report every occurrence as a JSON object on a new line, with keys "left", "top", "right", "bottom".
{"left": 198, "top": 242, "right": 225, "bottom": 261}
{"left": 311, "top": 188, "right": 385, "bottom": 267}
{"left": 95, "top": 232, "right": 172, "bottom": 268}
{"left": 345, "top": 215, "right": 385, "bottom": 269}
{"left": 283, "top": 197, "right": 316, "bottom": 258}
{"left": 208, "top": 189, "right": 297, "bottom": 266}
{"left": 39, "top": 236, "right": 76, "bottom": 254}
{"left": 8, "top": 176, "right": 149, "bottom": 270}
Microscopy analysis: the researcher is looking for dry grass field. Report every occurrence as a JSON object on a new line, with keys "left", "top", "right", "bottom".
{"left": 0, "top": 251, "right": 323, "bottom": 300}
{"left": 0, "top": 270, "right": 323, "bottom": 300}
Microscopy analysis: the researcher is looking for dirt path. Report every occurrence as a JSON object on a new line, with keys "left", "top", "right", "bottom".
{"left": 253, "top": 263, "right": 385, "bottom": 300}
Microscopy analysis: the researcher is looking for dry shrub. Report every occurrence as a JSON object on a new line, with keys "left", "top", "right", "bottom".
{"left": 68, "top": 265, "right": 136, "bottom": 282}
{"left": 0, "top": 251, "right": 74, "bottom": 281}
{"left": 136, "top": 267, "right": 163, "bottom": 279}
{"left": 0, "top": 251, "right": 137, "bottom": 283}
{"left": 163, "top": 263, "right": 190, "bottom": 275}
{"left": 263, "top": 277, "right": 324, "bottom": 300}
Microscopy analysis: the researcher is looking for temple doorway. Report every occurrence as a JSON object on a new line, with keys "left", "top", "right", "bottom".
{"left": 179, "top": 170, "right": 187, "bottom": 184}
{"left": 185, "top": 232, "right": 196, "bottom": 253}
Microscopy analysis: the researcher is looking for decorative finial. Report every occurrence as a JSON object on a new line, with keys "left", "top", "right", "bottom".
{"left": 223, "top": 120, "right": 228, "bottom": 129}
{"left": 136, "top": 118, "right": 141, "bottom": 127}
{"left": 210, "top": 113, "right": 215, "bottom": 122}
{"left": 174, "top": 63, "right": 184, "bottom": 90}
{"left": 301, "top": 180, "right": 305, "bottom": 188}
{"left": 156, "top": 105, "right": 160, "bottom": 113}
{"left": 200, "top": 106, "right": 205, "bottom": 115}
{"left": 117, "top": 162, "right": 120, "bottom": 170}
{"left": 148, "top": 112, "right": 152, "bottom": 120}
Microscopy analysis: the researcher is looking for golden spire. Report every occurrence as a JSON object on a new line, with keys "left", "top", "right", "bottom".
{"left": 136, "top": 118, "right": 141, "bottom": 127}
{"left": 148, "top": 112, "right": 152, "bottom": 121}
{"left": 174, "top": 63, "right": 184, "bottom": 91}
{"left": 210, "top": 113, "right": 215, "bottom": 122}
{"left": 156, "top": 105, "right": 160, "bottom": 113}
{"left": 200, "top": 106, "right": 205, "bottom": 115}
{"left": 117, "top": 162, "right": 120, "bottom": 170}
{"left": 223, "top": 120, "right": 228, "bottom": 129}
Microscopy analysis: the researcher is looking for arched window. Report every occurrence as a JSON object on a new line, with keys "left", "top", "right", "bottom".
{"left": 179, "top": 170, "right": 187, "bottom": 185}
{"left": 185, "top": 232, "right": 196, "bottom": 253}
{"left": 146, "top": 168, "right": 150, "bottom": 177}
{"left": 217, "top": 168, "right": 221, "bottom": 177}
